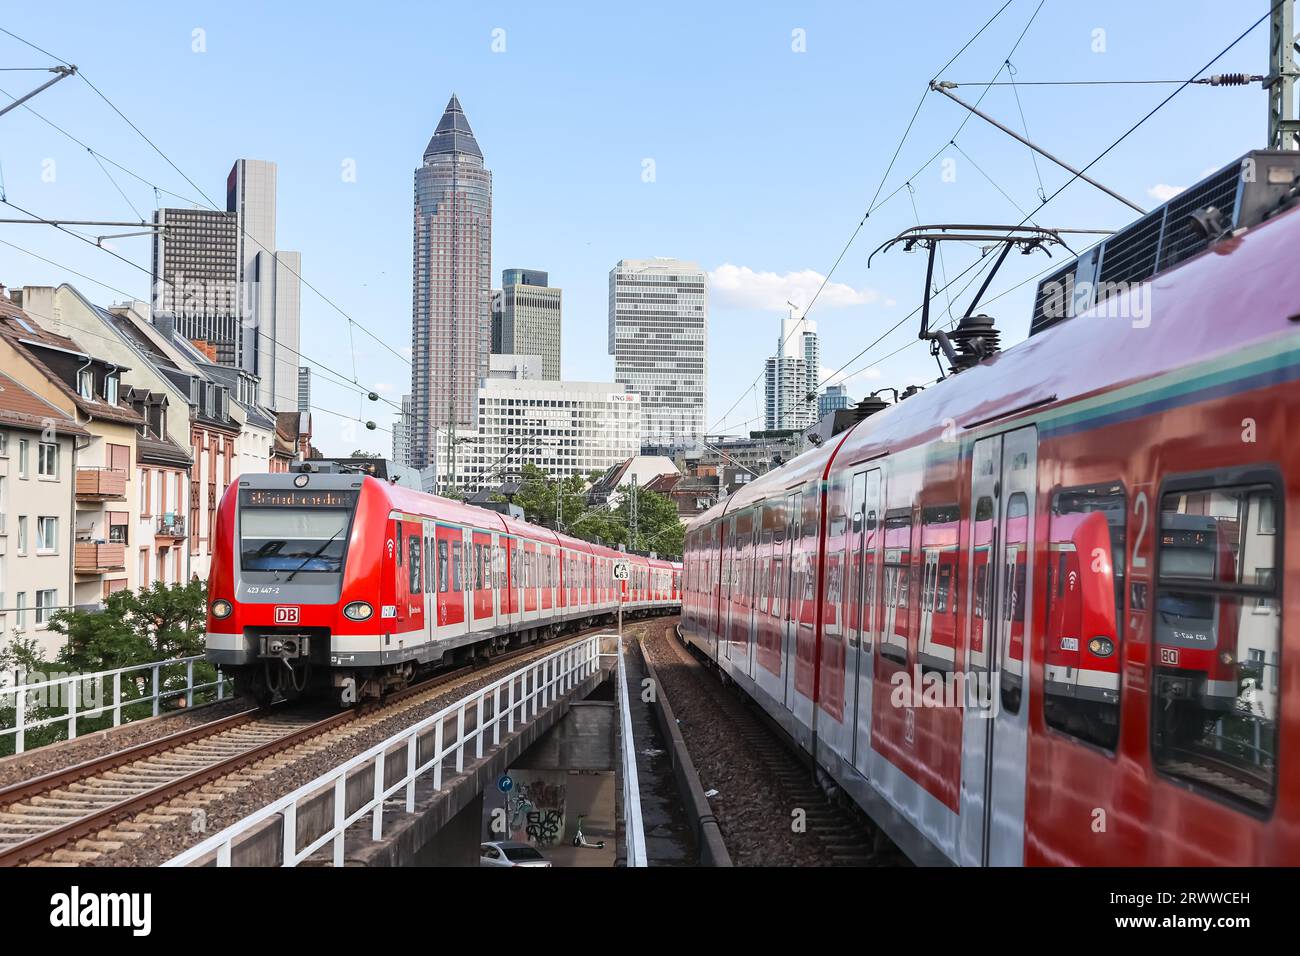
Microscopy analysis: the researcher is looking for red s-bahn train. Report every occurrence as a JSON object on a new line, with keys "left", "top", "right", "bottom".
{"left": 681, "top": 150, "right": 1300, "bottom": 866}
{"left": 205, "top": 472, "right": 681, "bottom": 705}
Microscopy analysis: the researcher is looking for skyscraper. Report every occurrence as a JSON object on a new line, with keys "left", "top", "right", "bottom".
{"left": 818, "top": 383, "right": 852, "bottom": 418}
{"left": 297, "top": 366, "right": 312, "bottom": 415}
{"left": 764, "top": 314, "right": 819, "bottom": 430}
{"left": 608, "top": 258, "right": 707, "bottom": 450}
{"left": 409, "top": 94, "right": 492, "bottom": 471}
{"left": 393, "top": 393, "right": 414, "bottom": 467}
{"left": 151, "top": 158, "right": 302, "bottom": 412}
{"left": 499, "top": 268, "right": 561, "bottom": 380}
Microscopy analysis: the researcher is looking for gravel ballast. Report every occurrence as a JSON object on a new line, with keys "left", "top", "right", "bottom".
{"left": 0, "top": 697, "right": 252, "bottom": 791}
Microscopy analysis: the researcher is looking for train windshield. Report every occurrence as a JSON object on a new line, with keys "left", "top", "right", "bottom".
{"left": 239, "top": 490, "right": 357, "bottom": 574}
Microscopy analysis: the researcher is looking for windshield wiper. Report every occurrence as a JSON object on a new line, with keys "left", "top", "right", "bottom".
{"left": 286, "top": 527, "right": 345, "bottom": 582}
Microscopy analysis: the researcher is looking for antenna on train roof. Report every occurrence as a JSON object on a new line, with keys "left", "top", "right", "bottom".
{"left": 869, "top": 224, "right": 1066, "bottom": 378}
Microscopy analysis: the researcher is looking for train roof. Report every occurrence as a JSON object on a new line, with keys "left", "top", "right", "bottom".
{"left": 689, "top": 199, "right": 1300, "bottom": 534}
{"left": 366, "top": 477, "right": 676, "bottom": 566}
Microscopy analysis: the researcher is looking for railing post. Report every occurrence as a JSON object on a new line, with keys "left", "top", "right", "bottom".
{"left": 113, "top": 672, "right": 122, "bottom": 727}
{"left": 333, "top": 776, "right": 346, "bottom": 867}
{"left": 455, "top": 704, "right": 465, "bottom": 773}
{"left": 217, "top": 668, "right": 225, "bottom": 701}
{"left": 282, "top": 802, "right": 297, "bottom": 867}
{"left": 405, "top": 734, "right": 417, "bottom": 813}
{"left": 475, "top": 694, "right": 484, "bottom": 759}
{"left": 151, "top": 665, "right": 160, "bottom": 718}
{"left": 371, "top": 752, "right": 385, "bottom": 841}
{"left": 507, "top": 676, "right": 516, "bottom": 734}
{"left": 493, "top": 684, "right": 502, "bottom": 746}
{"left": 186, "top": 660, "right": 195, "bottom": 708}
{"left": 15, "top": 688, "right": 25, "bottom": 755}
{"left": 217, "top": 841, "right": 232, "bottom": 867}
{"left": 433, "top": 719, "right": 444, "bottom": 790}
{"left": 67, "top": 674, "right": 78, "bottom": 740}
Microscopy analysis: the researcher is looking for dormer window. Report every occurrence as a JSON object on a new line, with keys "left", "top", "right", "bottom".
{"left": 106, "top": 374, "right": 119, "bottom": 405}
{"left": 77, "top": 369, "right": 93, "bottom": 400}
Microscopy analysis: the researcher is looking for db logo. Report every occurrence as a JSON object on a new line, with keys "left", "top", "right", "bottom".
{"left": 904, "top": 707, "right": 916, "bottom": 746}
{"left": 1159, "top": 646, "right": 1179, "bottom": 666}
{"left": 274, "top": 606, "right": 300, "bottom": 624}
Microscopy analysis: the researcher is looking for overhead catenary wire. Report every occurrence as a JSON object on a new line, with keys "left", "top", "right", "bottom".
{"left": 817, "top": 0, "right": 1281, "bottom": 397}
{"left": 0, "top": 25, "right": 410, "bottom": 373}
{"left": 706, "top": 0, "right": 1019, "bottom": 434}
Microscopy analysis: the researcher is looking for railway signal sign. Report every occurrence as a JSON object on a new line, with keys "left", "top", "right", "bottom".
{"left": 613, "top": 560, "right": 630, "bottom": 581}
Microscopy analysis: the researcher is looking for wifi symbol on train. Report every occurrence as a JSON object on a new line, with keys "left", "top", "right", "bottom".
{"left": 1067, "top": 570, "right": 1079, "bottom": 590}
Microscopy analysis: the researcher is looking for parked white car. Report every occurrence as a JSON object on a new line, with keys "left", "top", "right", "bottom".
{"left": 480, "top": 841, "right": 553, "bottom": 867}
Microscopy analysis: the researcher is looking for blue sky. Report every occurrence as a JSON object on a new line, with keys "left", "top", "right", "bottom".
{"left": 0, "top": 1, "right": 1274, "bottom": 454}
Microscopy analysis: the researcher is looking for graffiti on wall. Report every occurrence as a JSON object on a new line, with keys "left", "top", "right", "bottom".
{"left": 508, "top": 777, "right": 567, "bottom": 847}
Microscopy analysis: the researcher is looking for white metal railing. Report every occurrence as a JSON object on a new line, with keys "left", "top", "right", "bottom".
{"left": 0, "top": 654, "right": 229, "bottom": 755}
{"left": 617, "top": 637, "right": 648, "bottom": 867}
{"left": 165, "top": 636, "right": 601, "bottom": 867}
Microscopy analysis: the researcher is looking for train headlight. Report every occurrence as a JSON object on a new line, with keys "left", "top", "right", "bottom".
{"left": 211, "top": 599, "right": 233, "bottom": 620}
{"left": 1088, "top": 636, "right": 1115, "bottom": 658}
{"left": 343, "top": 601, "right": 373, "bottom": 622}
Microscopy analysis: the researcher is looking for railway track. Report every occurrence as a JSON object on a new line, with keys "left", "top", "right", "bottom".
{"left": 645, "top": 622, "right": 902, "bottom": 866}
{"left": 0, "top": 621, "right": 629, "bottom": 867}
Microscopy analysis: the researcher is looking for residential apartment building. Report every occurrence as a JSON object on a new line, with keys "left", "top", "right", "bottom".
{"left": 764, "top": 314, "right": 819, "bottom": 431}
{"left": 19, "top": 286, "right": 195, "bottom": 593}
{"left": 0, "top": 371, "right": 85, "bottom": 657}
{"left": 0, "top": 294, "right": 144, "bottom": 608}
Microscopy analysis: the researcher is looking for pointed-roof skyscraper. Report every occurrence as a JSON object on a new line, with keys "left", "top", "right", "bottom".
{"left": 409, "top": 95, "right": 492, "bottom": 481}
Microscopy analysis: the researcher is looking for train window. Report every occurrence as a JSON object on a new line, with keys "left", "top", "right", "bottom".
{"left": 475, "top": 544, "right": 484, "bottom": 590}
{"left": 395, "top": 522, "right": 403, "bottom": 567}
{"left": 425, "top": 537, "right": 433, "bottom": 593}
{"left": 920, "top": 504, "right": 960, "bottom": 673}
{"left": 880, "top": 512, "right": 912, "bottom": 666}
{"left": 1153, "top": 479, "right": 1281, "bottom": 811}
{"left": 452, "top": 541, "right": 463, "bottom": 592}
{"left": 999, "top": 494, "right": 1030, "bottom": 714}
{"left": 1044, "top": 483, "right": 1126, "bottom": 751}
{"left": 438, "top": 539, "right": 449, "bottom": 593}
{"left": 967, "top": 496, "right": 995, "bottom": 674}
{"left": 409, "top": 535, "right": 422, "bottom": 595}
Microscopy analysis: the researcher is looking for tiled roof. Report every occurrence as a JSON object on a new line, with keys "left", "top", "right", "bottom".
{"left": 0, "top": 300, "right": 144, "bottom": 427}
{"left": 0, "top": 369, "right": 89, "bottom": 436}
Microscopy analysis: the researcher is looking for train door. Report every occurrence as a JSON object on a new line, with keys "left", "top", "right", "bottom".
{"left": 425, "top": 520, "right": 437, "bottom": 647}
{"left": 505, "top": 536, "right": 519, "bottom": 623}
{"left": 781, "top": 491, "right": 801, "bottom": 710}
{"left": 851, "top": 469, "right": 882, "bottom": 778}
{"left": 958, "top": 426, "right": 1037, "bottom": 866}
{"left": 472, "top": 530, "right": 493, "bottom": 628}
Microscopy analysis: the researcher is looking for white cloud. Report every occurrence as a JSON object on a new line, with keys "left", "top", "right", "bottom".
{"left": 371, "top": 382, "right": 395, "bottom": 395}
{"left": 1147, "top": 183, "right": 1185, "bottom": 202}
{"left": 708, "top": 263, "right": 883, "bottom": 312}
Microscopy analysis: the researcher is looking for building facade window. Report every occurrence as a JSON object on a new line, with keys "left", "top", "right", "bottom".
{"left": 35, "top": 589, "right": 57, "bottom": 626}
{"left": 16, "top": 515, "right": 27, "bottom": 555}
{"left": 37, "top": 442, "right": 58, "bottom": 478}
{"left": 36, "top": 516, "right": 58, "bottom": 552}
{"left": 17, "top": 439, "right": 28, "bottom": 479}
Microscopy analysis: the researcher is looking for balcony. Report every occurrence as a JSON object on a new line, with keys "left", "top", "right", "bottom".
{"left": 75, "top": 542, "right": 126, "bottom": 574}
{"left": 156, "top": 514, "right": 187, "bottom": 539}
{"left": 76, "top": 467, "right": 127, "bottom": 502}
